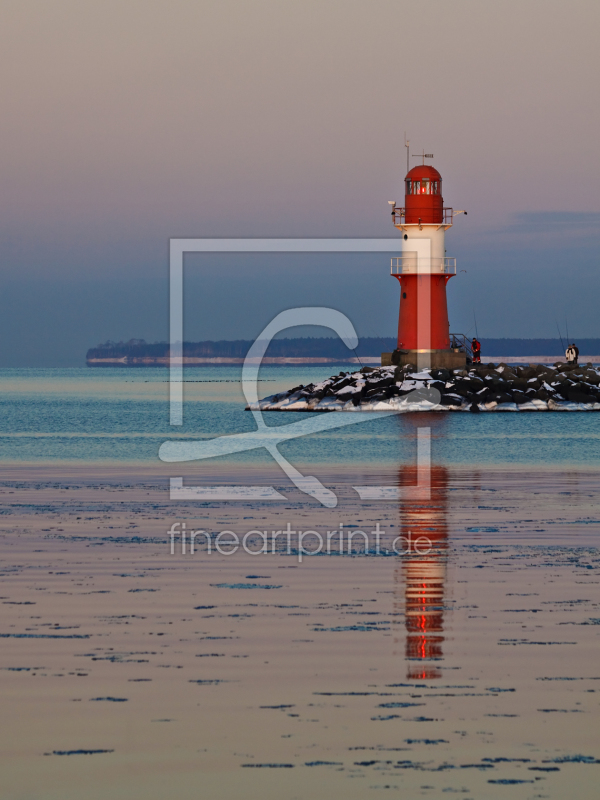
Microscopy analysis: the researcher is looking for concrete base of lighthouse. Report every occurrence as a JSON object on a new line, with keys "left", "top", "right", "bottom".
{"left": 381, "top": 349, "right": 467, "bottom": 370}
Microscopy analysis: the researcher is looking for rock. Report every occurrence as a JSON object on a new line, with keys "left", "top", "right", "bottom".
{"left": 469, "top": 402, "right": 480, "bottom": 413}
{"left": 430, "top": 368, "right": 452, "bottom": 382}
{"left": 331, "top": 377, "right": 354, "bottom": 392}
{"left": 548, "top": 398, "right": 564, "bottom": 410}
{"left": 568, "top": 389, "right": 597, "bottom": 404}
{"left": 453, "top": 385, "right": 472, "bottom": 398}
{"left": 429, "top": 380, "right": 447, "bottom": 393}
{"left": 366, "top": 377, "right": 395, "bottom": 391}
{"left": 537, "top": 370, "right": 555, "bottom": 383}
{"left": 384, "top": 385, "right": 401, "bottom": 398}
{"left": 518, "top": 367, "right": 537, "bottom": 380}
{"left": 408, "top": 387, "right": 441, "bottom": 404}
{"left": 511, "top": 391, "right": 528, "bottom": 404}
{"left": 258, "top": 363, "right": 600, "bottom": 413}
{"left": 492, "top": 392, "right": 514, "bottom": 404}
{"left": 365, "top": 392, "right": 385, "bottom": 402}
{"left": 440, "top": 394, "right": 463, "bottom": 406}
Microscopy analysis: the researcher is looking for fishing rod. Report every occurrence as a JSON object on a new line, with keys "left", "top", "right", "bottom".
{"left": 351, "top": 345, "right": 365, "bottom": 369}
{"left": 473, "top": 311, "right": 479, "bottom": 339}
{"left": 556, "top": 322, "right": 565, "bottom": 355}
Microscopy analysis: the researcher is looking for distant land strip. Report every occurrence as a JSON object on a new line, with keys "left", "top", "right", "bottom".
{"left": 86, "top": 338, "right": 600, "bottom": 366}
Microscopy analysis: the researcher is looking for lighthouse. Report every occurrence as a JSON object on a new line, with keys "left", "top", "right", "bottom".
{"left": 385, "top": 159, "right": 467, "bottom": 370}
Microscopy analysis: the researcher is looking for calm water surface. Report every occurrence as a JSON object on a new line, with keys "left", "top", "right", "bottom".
{"left": 2, "top": 368, "right": 599, "bottom": 800}
{"left": 2, "top": 366, "right": 599, "bottom": 465}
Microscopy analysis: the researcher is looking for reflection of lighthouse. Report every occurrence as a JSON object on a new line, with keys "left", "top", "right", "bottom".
{"left": 394, "top": 464, "right": 449, "bottom": 680}
{"left": 387, "top": 156, "right": 467, "bottom": 371}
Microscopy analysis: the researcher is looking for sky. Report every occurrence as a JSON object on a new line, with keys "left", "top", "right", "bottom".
{"left": 0, "top": 0, "right": 599, "bottom": 365}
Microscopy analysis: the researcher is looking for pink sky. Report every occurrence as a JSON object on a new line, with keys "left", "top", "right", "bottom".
{"left": 0, "top": 0, "right": 599, "bottom": 362}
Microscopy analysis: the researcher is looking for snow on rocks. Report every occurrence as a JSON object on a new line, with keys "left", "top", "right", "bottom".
{"left": 247, "top": 362, "right": 600, "bottom": 413}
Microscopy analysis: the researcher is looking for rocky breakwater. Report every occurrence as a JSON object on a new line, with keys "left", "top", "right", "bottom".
{"left": 248, "top": 362, "right": 600, "bottom": 412}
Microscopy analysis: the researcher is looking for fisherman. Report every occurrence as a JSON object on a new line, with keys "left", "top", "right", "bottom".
{"left": 472, "top": 337, "right": 481, "bottom": 364}
{"left": 566, "top": 343, "right": 579, "bottom": 365}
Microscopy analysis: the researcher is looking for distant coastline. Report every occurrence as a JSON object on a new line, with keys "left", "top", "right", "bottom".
{"left": 86, "top": 356, "right": 380, "bottom": 366}
{"left": 86, "top": 337, "right": 600, "bottom": 366}
{"left": 86, "top": 337, "right": 393, "bottom": 366}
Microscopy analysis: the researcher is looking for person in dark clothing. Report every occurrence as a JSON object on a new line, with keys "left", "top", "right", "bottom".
{"left": 472, "top": 338, "right": 481, "bottom": 364}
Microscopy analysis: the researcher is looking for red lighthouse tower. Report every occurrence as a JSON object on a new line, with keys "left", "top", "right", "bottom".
{"left": 387, "top": 158, "right": 467, "bottom": 370}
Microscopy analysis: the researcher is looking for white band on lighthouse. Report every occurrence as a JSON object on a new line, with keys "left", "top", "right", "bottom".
{"left": 401, "top": 239, "right": 431, "bottom": 274}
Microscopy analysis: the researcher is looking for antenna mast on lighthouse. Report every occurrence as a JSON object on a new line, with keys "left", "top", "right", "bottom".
{"left": 413, "top": 150, "right": 435, "bottom": 165}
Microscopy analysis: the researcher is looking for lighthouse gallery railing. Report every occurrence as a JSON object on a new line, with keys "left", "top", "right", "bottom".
{"left": 391, "top": 257, "right": 457, "bottom": 275}
{"left": 392, "top": 207, "right": 454, "bottom": 227}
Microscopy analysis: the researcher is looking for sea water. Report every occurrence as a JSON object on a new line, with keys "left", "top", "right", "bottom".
{"left": 1, "top": 366, "right": 599, "bottom": 466}
{"left": 2, "top": 368, "right": 600, "bottom": 800}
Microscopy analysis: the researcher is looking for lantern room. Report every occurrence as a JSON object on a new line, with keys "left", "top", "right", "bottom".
{"left": 404, "top": 165, "right": 443, "bottom": 224}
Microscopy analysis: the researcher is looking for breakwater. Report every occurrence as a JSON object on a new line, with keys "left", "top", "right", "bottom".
{"left": 251, "top": 362, "right": 600, "bottom": 412}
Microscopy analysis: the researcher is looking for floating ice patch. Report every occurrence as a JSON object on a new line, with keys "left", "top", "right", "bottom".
{"left": 466, "top": 527, "right": 499, "bottom": 533}
{"left": 0, "top": 633, "right": 91, "bottom": 639}
{"left": 211, "top": 583, "right": 282, "bottom": 590}
{"left": 89, "top": 697, "right": 128, "bottom": 702}
{"left": 405, "top": 739, "right": 448, "bottom": 745}
{"left": 46, "top": 749, "right": 114, "bottom": 756}
{"left": 543, "top": 755, "right": 600, "bottom": 763}
{"left": 312, "top": 624, "right": 390, "bottom": 632}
